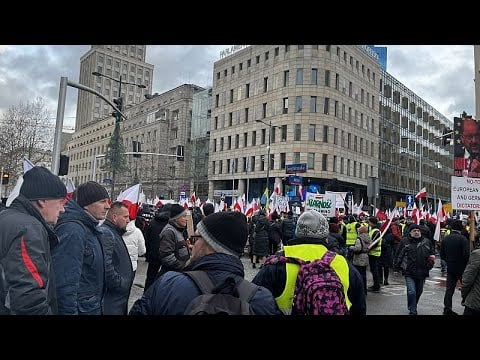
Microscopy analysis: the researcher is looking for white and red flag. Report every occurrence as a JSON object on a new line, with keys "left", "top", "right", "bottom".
{"left": 433, "top": 199, "right": 446, "bottom": 242}
{"left": 64, "top": 178, "right": 76, "bottom": 202}
{"left": 116, "top": 184, "right": 141, "bottom": 220}
{"left": 415, "top": 187, "right": 427, "bottom": 199}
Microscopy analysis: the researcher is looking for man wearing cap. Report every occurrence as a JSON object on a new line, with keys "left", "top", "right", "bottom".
{"left": 157, "top": 204, "right": 190, "bottom": 278}
{"left": 393, "top": 224, "right": 435, "bottom": 315}
{"left": 0, "top": 166, "right": 67, "bottom": 314}
{"left": 52, "top": 181, "right": 110, "bottom": 315}
{"left": 129, "top": 211, "right": 281, "bottom": 315}
{"left": 253, "top": 209, "right": 366, "bottom": 315}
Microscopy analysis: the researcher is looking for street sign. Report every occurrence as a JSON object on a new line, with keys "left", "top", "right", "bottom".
{"left": 213, "top": 189, "right": 239, "bottom": 197}
{"left": 405, "top": 194, "right": 414, "bottom": 210}
{"left": 285, "top": 163, "right": 307, "bottom": 174}
{"left": 288, "top": 175, "right": 303, "bottom": 185}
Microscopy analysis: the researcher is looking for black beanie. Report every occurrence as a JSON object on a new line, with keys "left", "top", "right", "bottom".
{"left": 20, "top": 166, "right": 67, "bottom": 200}
{"left": 73, "top": 181, "right": 110, "bottom": 208}
{"left": 197, "top": 211, "right": 248, "bottom": 257}
{"left": 169, "top": 204, "right": 187, "bottom": 220}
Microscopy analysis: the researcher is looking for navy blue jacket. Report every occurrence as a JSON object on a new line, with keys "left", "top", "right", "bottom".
{"left": 129, "top": 253, "right": 282, "bottom": 315}
{"left": 52, "top": 199, "right": 105, "bottom": 315}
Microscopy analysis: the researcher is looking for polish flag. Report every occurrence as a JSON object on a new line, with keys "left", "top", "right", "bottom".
{"left": 64, "top": 178, "right": 76, "bottom": 202}
{"left": 434, "top": 199, "right": 446, "bottom": 242}
{"left": 116, "top": 184, "right": 141, "bottom": 220}
{"left": 6, "top": 158, "right": 36, "bottom": 207}
{"left": 190, "top": 192, "right": 196, "bottom": 205}
{"left": 415, "top": 187, "right": 427, "bottom": 199}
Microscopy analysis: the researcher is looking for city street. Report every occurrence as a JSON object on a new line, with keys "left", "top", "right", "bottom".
{"left": 128, "top": 256, "right": 464, "bottom": 316}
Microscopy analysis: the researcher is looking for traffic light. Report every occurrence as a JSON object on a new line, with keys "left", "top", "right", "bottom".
{"left": 132, "top": 141, "right": 141, "bottom": 158}
{"left": 2, "top": 172, "right": 9, "bottom": 185}
{"left": 58, "top": 155, "right": 70, "bottom": 176}
{"left": 113, "top": 96, "right": 123, "bottom": 111}
{"left": 176, "top": 145, "right": 184, "bottom": 161}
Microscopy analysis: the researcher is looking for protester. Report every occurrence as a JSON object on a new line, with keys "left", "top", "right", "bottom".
{"left": 52, "top": 181, "right": 110, "bottom": 315}
{"left": 440, "top": 219, "right": 469, "bottom": 315}
{"left": 100, "top": 201, "right": 134, "bottom": 315}
{"left": 123, "top": 215, "right": 146, "bottom": 276}
{"left": 461, "top": 241, "right": 480, "bottom": 315}
{"left": 144, "top": 203, "right": 172, "bottom": 290}
{"left": 394, "top": 224, "right": 435, "bottom": 315}
{"left": 349, "top": 224, "right": 371, "bottom": 295}
{"left": 253, "top": 209, "right": 366, "bottom": 315}
{"left": 157, "top": 204, "right": 190, "bottom": 277}
{"left": 202, "top": 202, "right": 214, "bottom": 217}
{"left": 0, "top": 166, "right": 66, "bottom": 314}
{"left": 129, "top": 211, "right": 281, "bottom": 315}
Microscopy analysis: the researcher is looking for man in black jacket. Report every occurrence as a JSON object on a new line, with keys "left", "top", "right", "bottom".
{"left": 440, "top": 219, "right": 470, "bottom": 315}
{"left": 0, "top": 166, "right": 66, "bottom": 314}
{"left": 144, "top": 204, "right": 172, "bottom": 290}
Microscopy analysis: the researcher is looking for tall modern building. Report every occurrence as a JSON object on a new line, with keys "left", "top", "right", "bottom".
{"left": 208, "top": 45, "right": 453, "bottom": 209}
{"left": 75, "top": 45, "right": 154, "bottom": 130}
{"left": 368, "top": 46, "right": 387, "bottom": 71}
{"left": 378, "top": 70, "right": 453, "bottom": 210}
{"left": 209, "top": 45, "right": 381, "bottom": 204}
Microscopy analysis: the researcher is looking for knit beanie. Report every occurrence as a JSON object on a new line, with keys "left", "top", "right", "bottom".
{"left": 295, "top": 209, "right": 329, "bottom": 240}
{"left": 73, "top": 181, "right": 110, "bottom": 208}
{"left": 169, "top": 204, "right": 187, "bottom": 220}
{"left": 20, "top": 166, "right": 67, "bottom": 200}
{"left": 197, "top": 211, "right": 248, "bottom": 257}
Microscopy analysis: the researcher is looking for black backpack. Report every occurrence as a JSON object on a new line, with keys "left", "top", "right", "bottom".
{"left": 184, "top": 271, "right": 259, "bottom": 315}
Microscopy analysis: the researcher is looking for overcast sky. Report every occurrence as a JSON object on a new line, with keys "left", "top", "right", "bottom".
{"left": 0, "top": 45, "right": 475, "bottom": 129}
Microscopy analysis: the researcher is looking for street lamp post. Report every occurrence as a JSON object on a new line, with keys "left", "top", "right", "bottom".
{"left": 92, "top": 71, "right": 146, "bottom": 198}
{"left": 256, "top": 119, "right": 273, "bottom": 207}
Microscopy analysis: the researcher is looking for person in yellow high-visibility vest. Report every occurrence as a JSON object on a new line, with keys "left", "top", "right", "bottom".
{"left": 367, "top": 216, "right": 382, "bottom": 292}
{"left": 252, "top": 210, "right": 366, "bottom": 315}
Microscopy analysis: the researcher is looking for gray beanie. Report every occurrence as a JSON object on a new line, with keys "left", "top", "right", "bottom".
{"left": 295, "top": 210, "right": 329, "bottom": 240}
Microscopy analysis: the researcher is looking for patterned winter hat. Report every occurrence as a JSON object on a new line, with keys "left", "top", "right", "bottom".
{"left": 295, "top": 210, "right": 329, "bottom": 240}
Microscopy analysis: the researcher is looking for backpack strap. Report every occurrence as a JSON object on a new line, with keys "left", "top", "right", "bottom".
{"left": 184, "top": 271, "right": 216, "bottom": 294}
{"left": 184, "top": 270, "right": 259, "bottom": 302}
{"left": 319, "top": 250, "right": 336, "bottom": 266}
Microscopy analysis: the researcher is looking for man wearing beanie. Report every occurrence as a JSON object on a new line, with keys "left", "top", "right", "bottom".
{"left": 129, "top": 211, "right": 281, "bottom": 315}
{"left": 52, "top": 181, "right": 110, "bottom": 315}
{"left": 0, "top": 166, "right": 67, "bottom": 314}
{"left": 252, "top": 209, "right": 366, "bottom": 315}
{"left": 156, "top": 204, "right": 190, "bottom": 278}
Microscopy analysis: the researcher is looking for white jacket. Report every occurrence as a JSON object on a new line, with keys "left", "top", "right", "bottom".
{"left": 122, "top": 220, "right": 146, "bottom": 271}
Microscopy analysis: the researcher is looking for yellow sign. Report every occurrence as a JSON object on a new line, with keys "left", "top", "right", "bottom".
{"left": 396, "top": 201, "right": 406, "bottom": 208}
{"left": 443, "top": 203, "right": 452, "bottom": 213}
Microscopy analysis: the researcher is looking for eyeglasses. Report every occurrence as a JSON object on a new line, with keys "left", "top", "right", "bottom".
{"left": 189, "top": 235, "right": 202, "bottom": 244}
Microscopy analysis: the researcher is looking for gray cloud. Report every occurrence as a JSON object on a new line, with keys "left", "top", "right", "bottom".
{"left": 0, "top": 45, "right": 475, "bottom": 129}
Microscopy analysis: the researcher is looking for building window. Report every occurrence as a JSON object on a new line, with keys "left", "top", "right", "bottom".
{"left": 295, "top": 96, "right": 302, "bottom": 112}
{"left": 334, "top": 128, "right": 338, "bottom": 145}
{"left": 294, "top": 124, "right": 301, "bottom": 141}
{"left": 256, "top": 55, "right": 260, "bottom": 64}
{"left": 335, "top": 73, "right": 339, "bottom": 90}
{"left": 282, "top": 97, "right": 289, "bottom": 114}
{"left": 262, "top": 103, "right": 267, "bottom": 118}
{"left": 263, "top": 77, "right": 268, "bottom": 92}
{"left": 252, "top": 131, "right": 256, "bottom": 146}
{"left": 283, "top": 70, "right": 289, "bottom": 87}
{"left": 275, "top": 47, "right": 279, "bottom": 56}
{"left": 244, "top": 108, "right": 249, "bottom": 123}
{"left": 333, "top": 155, "right": 337, "bottom": 172}
{"left": 311, "top": 68, "right": 318, "bottom": 85}
{"left": 322, "top": 154, "right": 328, "bottom": 171}
{"left": 247, "top": 59, "right": 251, "bottom": 67}
{"left": 293, "top": 152, "right": 300, "bottom": 163}
{"left": 281, "top": 125, "right": 287, "bottom": 141}
{"left": 308, "top": 153, "right": 315, "bottom": 170}
{"left": 334, "top": 101, "right": 339, "bottom": 117}
{"left": 309, "top": 124, "right": 316, "bottom": 141}
{"left": 230, "top": 89, "right": 234, "bottom": 103}
{"left": 280, "top": 153, "right": 286, "bottom": 169}
{"left": 325, "top": 70, "right": 330, "bottom": 87}
{"left": 323, "top": 98, "right": 329, "bottom": 115}
{"left": 310, "top": 96, "right": 317, "bottom": 113}
{"left": 296, "top": 69, "right": 303, "bottom": 85}
{"left": 323, "top": 125, "right": 328, "bottom": 143}
{"left": 246, "top": 83, "right": 250, "bottom": 98}
{"left": 265, "top": 51, "right": 269, "bottom": 60}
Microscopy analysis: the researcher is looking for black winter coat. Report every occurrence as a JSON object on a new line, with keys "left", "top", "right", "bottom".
{"left": 394, "top": 236, "right": 433, "bottom": 279}
{"left": 145, "top": 211, "right": 170, "bottom": 264}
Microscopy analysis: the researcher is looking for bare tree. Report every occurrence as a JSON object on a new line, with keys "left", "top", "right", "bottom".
{"left": 0, "top": 97, "right": 54, "bottom": 177}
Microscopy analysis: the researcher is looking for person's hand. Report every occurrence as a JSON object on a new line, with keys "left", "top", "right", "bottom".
{"left": 469, "top": 158, "right": 480, "bottom": 176}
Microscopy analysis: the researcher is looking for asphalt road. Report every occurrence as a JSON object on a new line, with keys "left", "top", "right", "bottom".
{"left": 128, "top": 256, "right": 464, "bottom": 315}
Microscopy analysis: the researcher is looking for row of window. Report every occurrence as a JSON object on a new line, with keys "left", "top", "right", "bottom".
{"left": 212, "top": 125, "right": 375, "bottom": 157}
{"left": 214, "top": 68, "right": 376, "bottom": 110}
{"left": 212, "top": 154, "right": 374, "bottom": 178}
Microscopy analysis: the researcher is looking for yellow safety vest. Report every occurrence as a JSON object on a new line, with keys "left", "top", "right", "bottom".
{"left": 345, "top": 222, "right": 358, "bottom": 246}
{"left": 275, "top": 244, "right": 351, "bottom": 315}
{"left": 368, "top": 228, "right": 382, "bottom": 257}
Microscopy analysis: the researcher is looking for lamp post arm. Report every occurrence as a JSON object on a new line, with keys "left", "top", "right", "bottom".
{"left": 67, "top": 80, "right": 127, "bottom": 120}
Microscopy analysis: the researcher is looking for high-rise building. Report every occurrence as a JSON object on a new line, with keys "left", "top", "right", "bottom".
{"left": 75, "top": 45, "right": 154, "bottom": 130}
